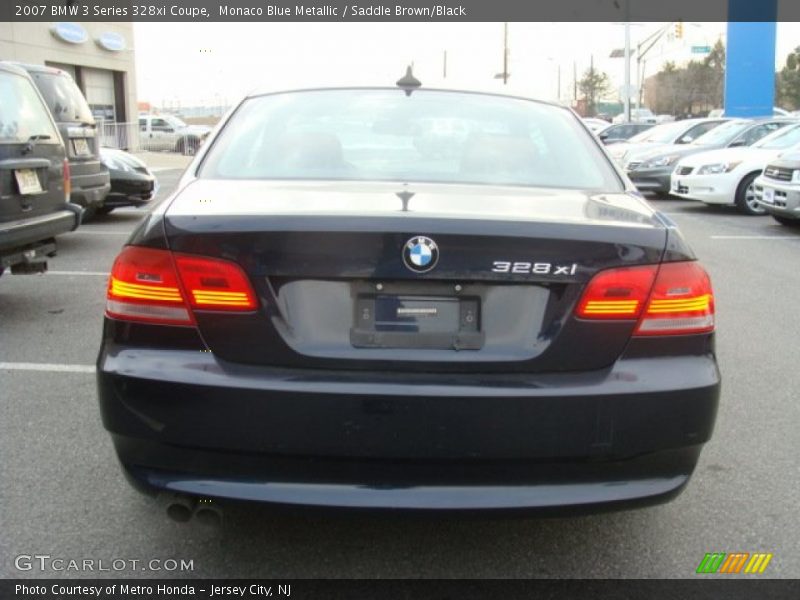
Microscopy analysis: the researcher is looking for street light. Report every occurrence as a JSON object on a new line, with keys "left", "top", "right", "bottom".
{"left": 494, "top": 22, "right": 510, "bottom": 84}
{"left": 547, "top": 57, "right": 561, "bottom": 103}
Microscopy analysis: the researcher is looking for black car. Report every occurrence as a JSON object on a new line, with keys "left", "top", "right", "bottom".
{"left": 0, "top": 62, "right": 81, "bottom": 276}
{"left": 97, "top": 147, "right": 158, "bottom": 215}
{"left": 597, "top": 122, "right": 654, "bottom": 145}
{"left": 97, "top": 85, "right": 720, "bottom": 517}
{"left": 19, "top": 64, "right": 111, "bottom": 213}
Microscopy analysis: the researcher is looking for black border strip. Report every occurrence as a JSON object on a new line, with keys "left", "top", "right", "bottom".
{"left": 3, "top": 579, "right": 800, "bottom": 599}
{"left": 3, "top": 0, "right": 800, "bottom": 22}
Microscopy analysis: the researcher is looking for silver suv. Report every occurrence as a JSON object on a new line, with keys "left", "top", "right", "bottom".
{"left": 754, "top": 152, "right": 800, "bottom": 226}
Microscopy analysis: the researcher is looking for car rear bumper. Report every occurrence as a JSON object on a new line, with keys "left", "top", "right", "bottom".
{"left": 97, "top": 342, "right": 720, "bottom": 512}
{"left": 71, "top": 170, "right": 111, "bottom": 207}
{"left": 0, "top": 207, "right": 80, "bottom": 254}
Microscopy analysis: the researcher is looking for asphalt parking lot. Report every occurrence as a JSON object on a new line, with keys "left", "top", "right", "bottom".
{"left": 1, "top": 169, "right": 799, "bottom": 579}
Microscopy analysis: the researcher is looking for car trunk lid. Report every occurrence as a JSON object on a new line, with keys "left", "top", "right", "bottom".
{"left": 162, "top": 180, "right": 668, "bottom": 373}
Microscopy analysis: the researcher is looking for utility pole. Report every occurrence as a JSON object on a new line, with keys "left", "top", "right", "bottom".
{"left": 624, "top": 21, "right": 631, "bottom": 122}
{"left": 557, "top": 64, "right": 561, "bottom": 103}
{"left": 443, "top": 50, "right": 447, "bottom": 79}
{"left": 502, "top": 22, "right": 509, "bottom": 85}
{"left": 573, "top": 61, "right": 577, "bottom": 103}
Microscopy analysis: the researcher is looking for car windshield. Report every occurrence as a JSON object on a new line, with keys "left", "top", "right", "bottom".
{"left": 690, "top": 120, "right": 750, "bottom": 146}
{"left": 754, "top": 124, "right": 800, "bottom": 149}
{"left": 0, "top": 71, "right": 60, "bottom": 143}
{"left": 200, "top": 89, "right": 621, "bottom": 190}
{"left": 164, "top": 115, "right": 188, "bottom": 129}
{"left": 30, "top": 71, "right": 94, "bottom": 124}
{"left": 633, "top": 121, "right": 692, "bottom": 144}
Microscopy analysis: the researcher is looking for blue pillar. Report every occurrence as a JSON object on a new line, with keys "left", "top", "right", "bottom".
{"left": 724, "top": 0, "right": 777, "bottom": 117}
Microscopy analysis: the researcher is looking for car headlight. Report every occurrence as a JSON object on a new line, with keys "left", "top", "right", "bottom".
{"left": 641, "top": 155, "right": 680, "bottom": 169}
{"left": 697, "top": 161, "right": 742, "bottom": 175}
{"left": 792, "top": 170, "right": 800, "bottom": 184}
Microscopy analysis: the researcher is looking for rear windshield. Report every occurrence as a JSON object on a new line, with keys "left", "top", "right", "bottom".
{"left": 30, "top": 71, "right": 94, "bottom": 124}
{"left": 200, "top": 89, "right": 622, "bottom": 190}
{"left": 0, "top": 71, "right": 60, "bottom": 144}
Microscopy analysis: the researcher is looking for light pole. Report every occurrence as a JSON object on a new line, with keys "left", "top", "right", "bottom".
{"left": 494, "top": 22, "right": 510, "bottom": 84}
{"left": 624, "top": 21, "right": 631, "bottom": 122}
{"left": 547, "top": 57, "right": 561, "bottom": 103}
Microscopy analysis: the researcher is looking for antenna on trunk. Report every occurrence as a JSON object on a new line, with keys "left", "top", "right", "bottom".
{"left": 396, "top": 66, "right": 421, "bottom": 96}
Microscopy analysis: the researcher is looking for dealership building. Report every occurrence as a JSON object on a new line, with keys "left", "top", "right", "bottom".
{"left": 0, "top": 21, "right": 137, "bottom": 125}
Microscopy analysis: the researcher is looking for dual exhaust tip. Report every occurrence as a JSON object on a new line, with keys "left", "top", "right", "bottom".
{"left": 163, "top": 493, "right": 223, "bottom": 526}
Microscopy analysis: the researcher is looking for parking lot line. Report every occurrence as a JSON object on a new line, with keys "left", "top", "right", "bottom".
{"left": 47, "top": 271, "right": 109, "bottom": 276}
{"left": 710, "top": 235, "right": 800, "bottom": 240}
{"left": 70, "top": 230, "right": 130, "bottom": 235}
{"left": 0, "top": 362, "right": 94, "bottom": 374}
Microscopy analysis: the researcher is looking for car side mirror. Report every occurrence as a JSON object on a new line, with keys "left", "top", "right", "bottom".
{"left": 598, "top": 132, "right": 609, "bottom": 140}
{"left": 729, "top": 139, "right": 746, "bottom": 147}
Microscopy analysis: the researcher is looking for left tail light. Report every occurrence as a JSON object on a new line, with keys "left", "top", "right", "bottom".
{"left": 106, "top": 246, "right": 257, "bottom": 326}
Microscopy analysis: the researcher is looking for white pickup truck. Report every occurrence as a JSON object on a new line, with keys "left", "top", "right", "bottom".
{"left": 138, "top": 114, "right": 211, "bottom": 155}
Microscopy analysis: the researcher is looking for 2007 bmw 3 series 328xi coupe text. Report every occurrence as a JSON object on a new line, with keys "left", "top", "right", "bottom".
{"left": 97, "top": 83, "right": 720, "bottom": 516}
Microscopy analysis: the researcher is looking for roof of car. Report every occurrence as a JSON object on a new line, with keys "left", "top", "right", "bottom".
{"left": 244, "top": 85, "right": 568, "bottom": 111}
{"left": 0, "top": 61, "right": 32, "bottom": 77}
{"left": 9, "top": 62, "right": 70, "bottom": 77}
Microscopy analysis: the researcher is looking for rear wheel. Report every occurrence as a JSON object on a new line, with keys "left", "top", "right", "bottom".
{"left": 734, "top": 172, "right": 766, "bottom": 215}
{"left": 176, "top": 136, "right": 198, "bottom": 156}
{"left": 772, "top": 214, "right": 800, "bottom": 227}
{"left": 81, "top": 205, "right": 97, "bottom": 222}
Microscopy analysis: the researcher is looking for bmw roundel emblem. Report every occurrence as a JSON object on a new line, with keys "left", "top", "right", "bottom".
{"left": 402, "top": 236, "right": 439, "bottom": 273}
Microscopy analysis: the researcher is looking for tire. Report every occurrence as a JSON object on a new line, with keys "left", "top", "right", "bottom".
{"left": 95, "top": 206, "right": 115, "bottom": 217}
{"left": 734, "top": 172, "right": 766, "bottom": 215}
{"left": 772, "top": 214, "right": 800, "bottom": 227}
{"left": 81, "top": 205, "right": 97, "bottom": 222}
{"left": 176, "top": 136, "right": 198, "bottom": 156}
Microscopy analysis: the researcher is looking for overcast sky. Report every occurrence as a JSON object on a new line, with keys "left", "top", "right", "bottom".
{"left": 133, "top": 21, "right": 800, "bottom": 109}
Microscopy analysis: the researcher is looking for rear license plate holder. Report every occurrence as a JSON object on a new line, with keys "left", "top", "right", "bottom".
{"left": 72, "top": 138, "right": 90, "bottom": 156}
{"left": 14, "top": 168, "right": 42, "bottom": 195}
{"left": 351, "top": 293, "right": 483, "bottom": 350}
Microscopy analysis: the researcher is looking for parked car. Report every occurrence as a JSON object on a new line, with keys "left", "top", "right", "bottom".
{"left": 625, "top": 118, "right": 795, "bottom": 195}
{"left": 18, "top": 64, "right": 111, "bottom": 213}
{"left": 608, "top": 118, "right": 728, "bottom": 166}
{"left": 582, "top": 117, "right": 610, "bottom": 133}
{"left": 96, "top": 147, "right": 158, "bottom": 215}
{"left": 612, "top": 108, "right": 657, "bottom": 124}
{"left": 596, "top": 122, "right": 654, "bottom": 145}
{"left": 138, "top": 113, "right": 211, "bottom": 155}
{"left": 754, "top": 152, "right": 800, "bottom": 225}
{"left": 671, "top": 122, "right": 800, "bottom": 215}
{"left": 0, "top": 62, "right": 81, "bottom": 276}
{"left": 98, "top": 85, "right": 720, "bottom": 517}
{"left": 708, "top": 107, "right": 790, "bottom": 118}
